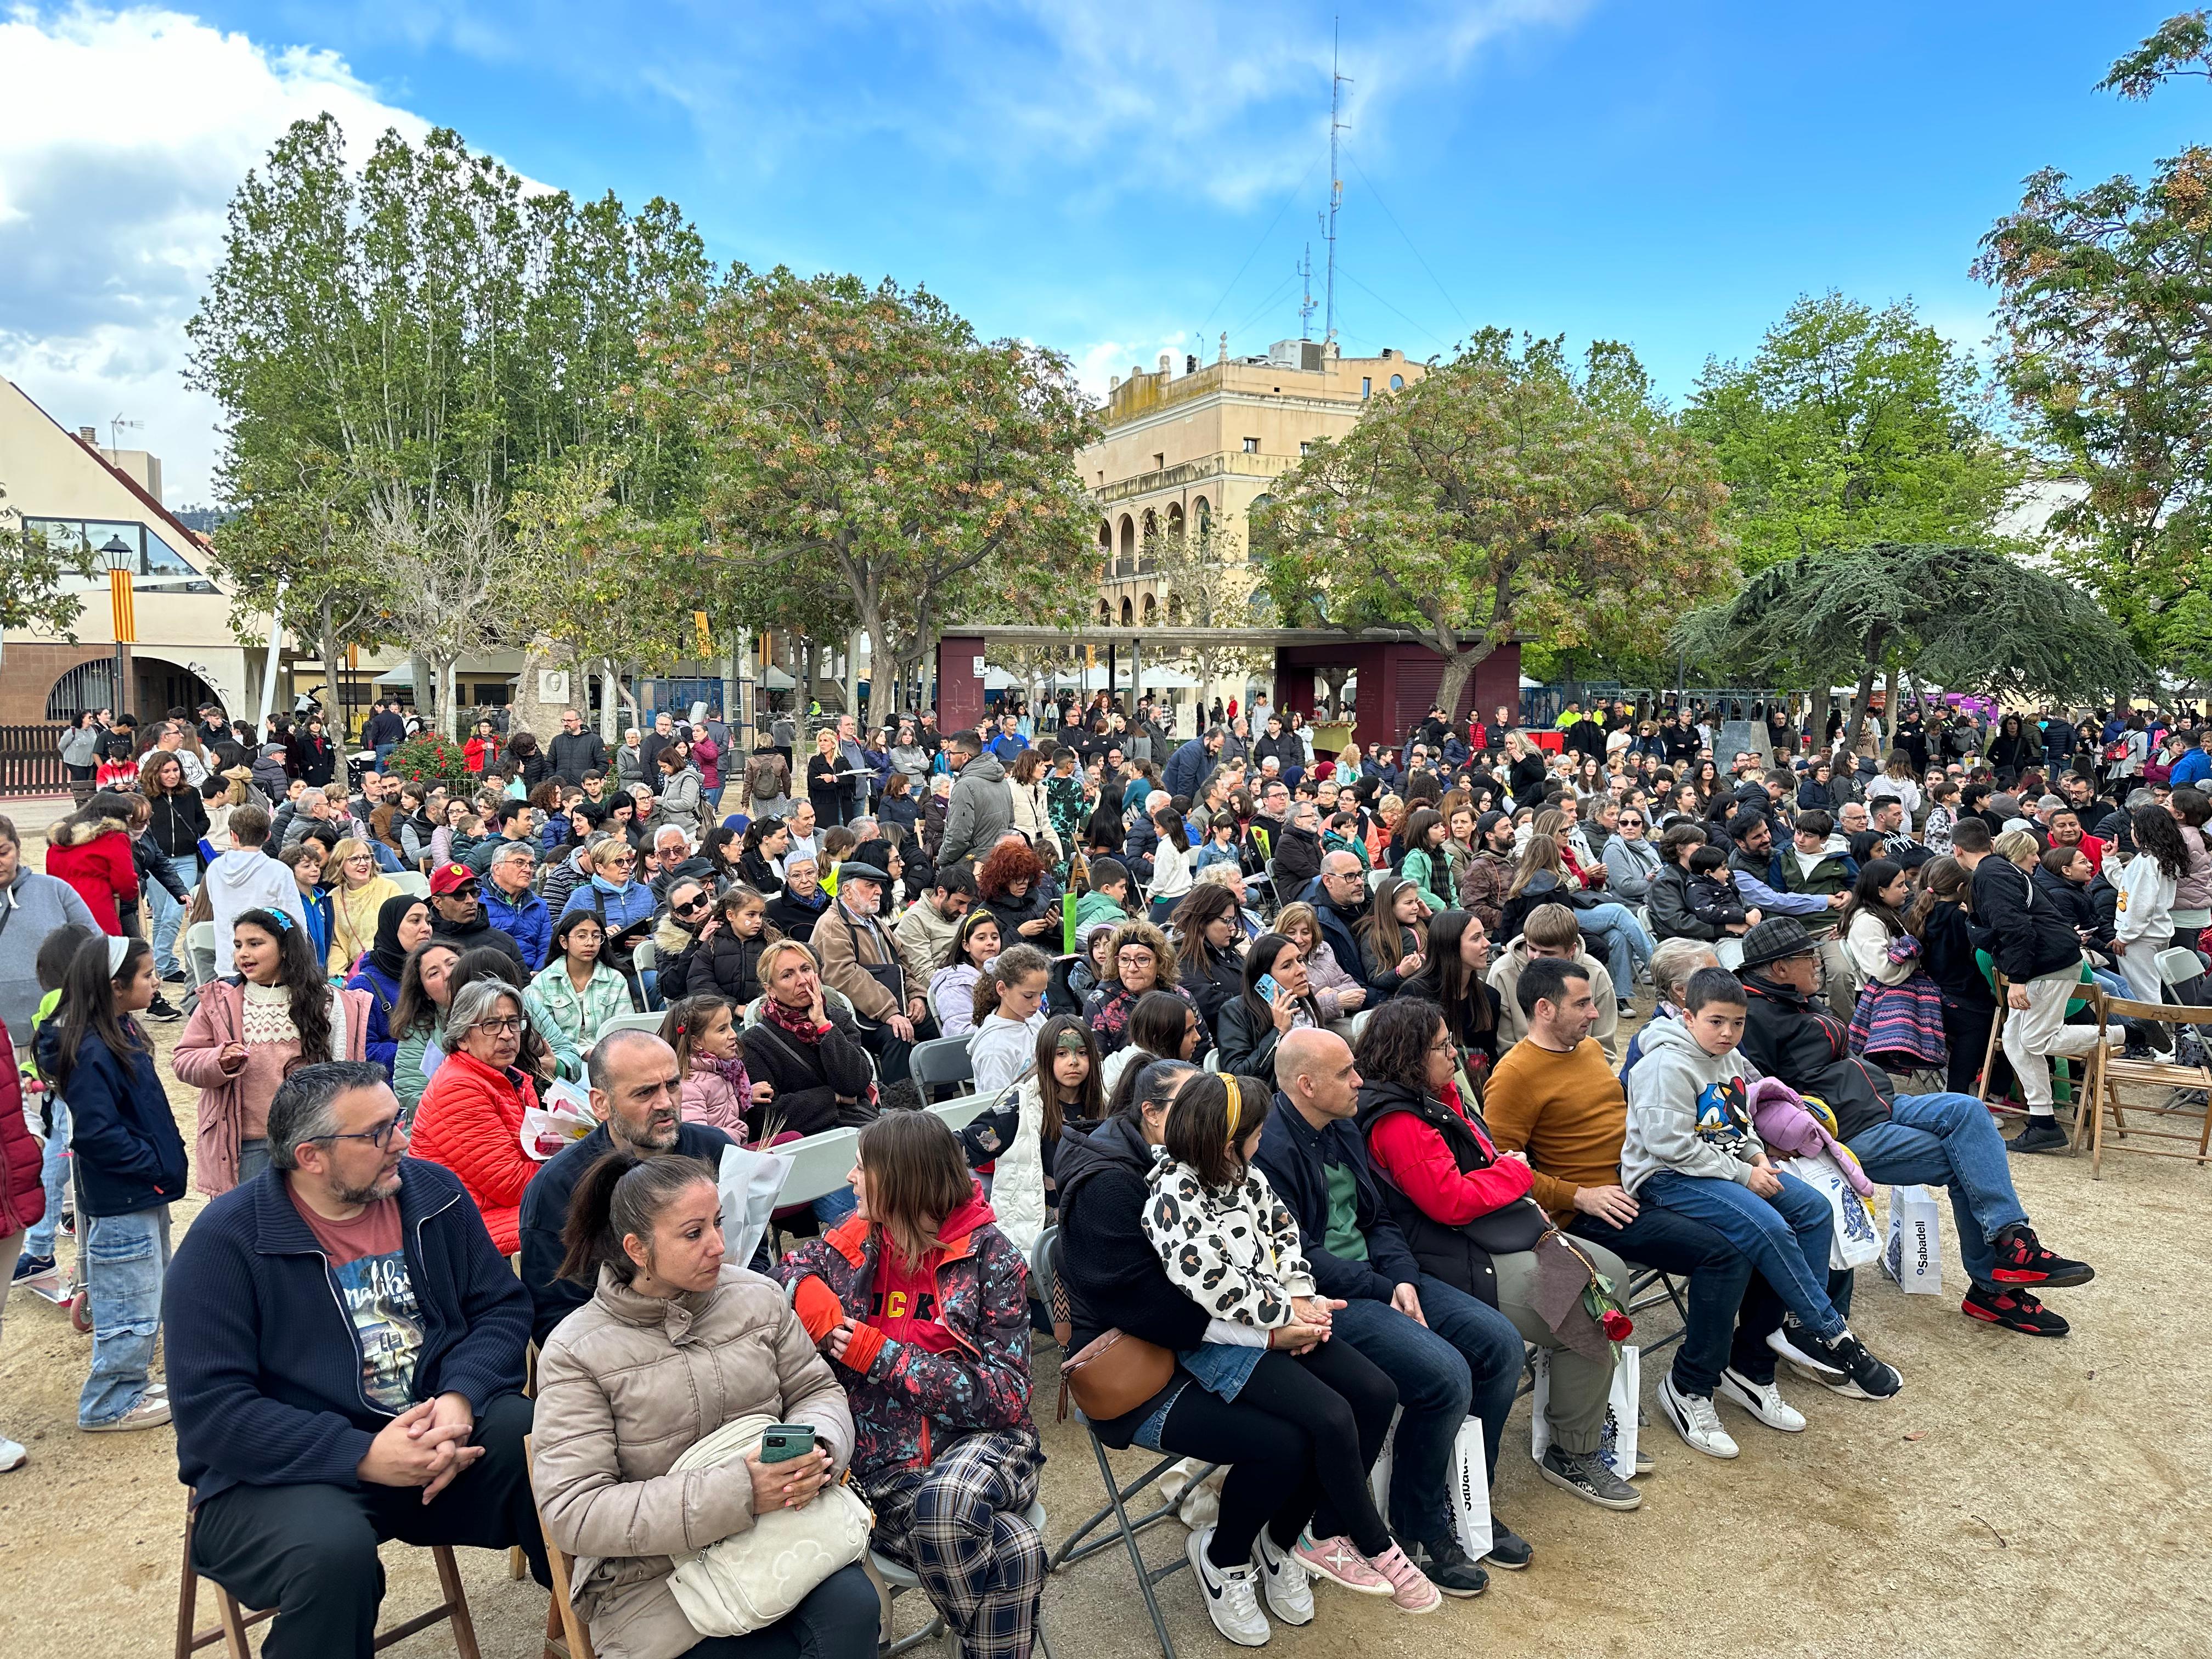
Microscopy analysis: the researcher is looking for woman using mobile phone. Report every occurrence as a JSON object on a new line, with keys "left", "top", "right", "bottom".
{"left": 975, "top": 841, "right": 1056, "bottom": 943}
{"left": 777, "top": 1112, "right": 1045, "bottom": 1659}
{"left": 533, "top": 1151, "right": 871, "bottom": 1659}
{"left": 1214, "top": 934, "right": 1322, "bottom": 1079}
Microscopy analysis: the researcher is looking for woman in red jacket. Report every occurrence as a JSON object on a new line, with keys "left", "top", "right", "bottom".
{"left": 407, "top": 975, "right": 541, "bottom": 1253}
{"left": 0, "top": 1017, "right": 47, "bottom": 1470}
{"left": 42, "top": 794, "right": 140, "bottom": 936}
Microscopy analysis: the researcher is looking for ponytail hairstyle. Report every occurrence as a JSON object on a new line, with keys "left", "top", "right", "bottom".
{"left": 658, "top": 992, "right": 736, "bottom": 1076}
{"left": 557, "top": 1149, "right": 720, "bottom": 1285}
{"left": 233, "top": 907, "right": 334, "bottom": 1073}
{"left": 971, "top": 942, "right": 1052, "bottom": 1028}
{"left": 47, "top": 933, "right": 154, "bottom": 1097}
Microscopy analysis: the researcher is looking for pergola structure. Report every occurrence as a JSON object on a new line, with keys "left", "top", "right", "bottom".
{"left": 937, "top": 627, "right": 1523, "bottom": 751}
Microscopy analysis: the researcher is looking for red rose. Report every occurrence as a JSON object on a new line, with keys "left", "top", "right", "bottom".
{"left": 1601, "top": 1308, "right": 1634, "bottom": 1342}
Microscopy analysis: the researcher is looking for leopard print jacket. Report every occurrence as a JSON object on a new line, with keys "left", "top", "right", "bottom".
{"left": 1141, "top": 1157, "right": 1316, "bottom": 1330}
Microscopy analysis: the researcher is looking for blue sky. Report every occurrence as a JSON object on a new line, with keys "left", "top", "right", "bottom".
{"left": 2, "top": 2, "right": 2204, "bottom": 504}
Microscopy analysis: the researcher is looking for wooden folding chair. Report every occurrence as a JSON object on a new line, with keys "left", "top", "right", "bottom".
{"left": 525, "top": 1435, "right": 598, "bottom": 1659}
{"left": 175, "top": 1494, "right": 481, "bottom": 1659}
{"left": 1978, "top": 968, "right": 2096, "bottom": 1115}
{"left": 2080, "top": 991, "right": 2212, "bottom": 1178}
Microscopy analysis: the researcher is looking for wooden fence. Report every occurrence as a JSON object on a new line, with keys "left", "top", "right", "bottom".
{"left": 0, "top": 725, "right": 71, "bottom": 797}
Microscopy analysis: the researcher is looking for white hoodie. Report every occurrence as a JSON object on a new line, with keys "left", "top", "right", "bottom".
{"left": 207, "top": 846, "right": 310, "bottom": 975}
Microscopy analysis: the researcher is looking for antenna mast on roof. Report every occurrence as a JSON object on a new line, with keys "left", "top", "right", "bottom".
{"left": 1323, "top": 18, "right": 1350, "bottom": 348}
{"left": 1298, "top": 243, "right": 1317, "bottom": 340}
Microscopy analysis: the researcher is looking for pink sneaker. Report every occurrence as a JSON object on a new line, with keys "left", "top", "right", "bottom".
{"left": 1290, "top": 1534, "right": 1390, "bottom": 1595}
{"left": 1367, "top": 1542, "right": 1441, "bottom": 1614}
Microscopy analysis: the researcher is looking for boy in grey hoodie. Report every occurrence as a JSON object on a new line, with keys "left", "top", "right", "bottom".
{"left": 204, "top": 805, "right": 308, "bottom": 976}
{"left": 1624, "top": 967, "right": 1902, "bottom": 1403}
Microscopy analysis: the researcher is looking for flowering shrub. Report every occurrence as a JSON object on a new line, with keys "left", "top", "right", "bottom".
{"left": 384, "top": 734, "right": 472, "bottom": 791}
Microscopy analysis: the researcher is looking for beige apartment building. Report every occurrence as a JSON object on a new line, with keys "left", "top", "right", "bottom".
{"left": 1074, "top": 340, "right": 1423, "bottom": 712}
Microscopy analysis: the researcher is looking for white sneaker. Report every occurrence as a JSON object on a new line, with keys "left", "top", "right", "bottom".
{"left": 1252, "top": 1528, "right": 1314, "bottom": 1626}
{"left": 1719, "top": 1367, "right": 1807, "bottom": 1432}
{"left": 1187, "top": 1526, "right": 1271, "bottom": 1647}
{"left": 1658, "top": 1372, "right": 1739, "bottom": 1460}
{"left": 0, "top": 1437, "right": 25, "bottom": 1472}
{"left": 82, "top": 1393, "right": 171, "bottom": 1433}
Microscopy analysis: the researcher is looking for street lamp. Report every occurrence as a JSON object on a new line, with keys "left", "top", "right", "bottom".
{"left": 101, "top": 534, "right": 133, "bottom": 715}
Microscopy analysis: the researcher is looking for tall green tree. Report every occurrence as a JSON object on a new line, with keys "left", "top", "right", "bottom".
{"left": 1673, "top": 543, "right": 2144, "bottom": 753}
{"left": 1977, "top": 14, "right": 2212, "bottom": 673}
{"left": 187, "top": 114, "right": 709, "bottom": 728}
{"left": 1683, "top": 293, "right": 2024, "bottom": 573}
{"left": 1254, "top": 330, "right": 1733, "bottom": 718}
{"left": 634, "top": 269, "right": 1100, "bottom": 727}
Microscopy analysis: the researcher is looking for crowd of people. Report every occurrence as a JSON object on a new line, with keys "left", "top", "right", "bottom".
{"left": 3, "top": 684, "right": 2170, "bottom": 1658}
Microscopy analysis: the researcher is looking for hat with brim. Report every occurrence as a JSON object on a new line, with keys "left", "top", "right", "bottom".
{"left": 839, "top": 861, "right": 891, "bottom": 884}
{"left": 1737, "top": 916, "right": 1819, "bottom": 973}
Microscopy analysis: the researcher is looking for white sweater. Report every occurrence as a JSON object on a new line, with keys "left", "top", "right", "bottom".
{"left": 2115, "top": 855, "right": 2177, "bottom": 947}
{"left": 1845, "top": 911, "right": 1916, "bottom": 988}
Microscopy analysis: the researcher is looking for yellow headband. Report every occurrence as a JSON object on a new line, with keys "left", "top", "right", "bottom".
{"left": 1223, "top": 1075, "right": 1242, "bottom": 1136}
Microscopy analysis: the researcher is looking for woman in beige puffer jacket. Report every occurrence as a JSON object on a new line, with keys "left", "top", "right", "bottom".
{"left": 532, "top": 1152, "right": 868, "bottom": 1659}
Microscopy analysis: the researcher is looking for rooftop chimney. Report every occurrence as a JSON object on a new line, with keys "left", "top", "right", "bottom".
{"left": 78, "top": 426, "right": 97, "bottom": 443}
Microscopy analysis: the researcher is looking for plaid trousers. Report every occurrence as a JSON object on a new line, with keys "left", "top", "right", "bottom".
{"left": 864, "top": 1429, "right": 1046, "bottom": 1659}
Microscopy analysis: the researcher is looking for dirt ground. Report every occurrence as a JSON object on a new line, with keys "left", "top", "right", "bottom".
{"left": 2, "top": 798, "right": 2207, "bottom": 1659}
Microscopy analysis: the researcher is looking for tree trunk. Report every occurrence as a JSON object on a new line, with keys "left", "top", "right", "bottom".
{"left": 1432, "top": 642, "right": 1493, "bottom": 734}
{"left": 318, "top": 597, "right": 337, "bottom": 733}
{"left": 1841, "top": 628, "right": 1888, "bottom": 760}
{"left": 1881, "top": 661, "right": 1900, "bottom": 753}
{"left": 1809, "top": 682, "right": 1832, "bottom": 755}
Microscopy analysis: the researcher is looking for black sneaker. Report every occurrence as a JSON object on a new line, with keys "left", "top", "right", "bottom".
{"left": 9, "top": 1252, "right": 55, "bottom": 1284}
{"left": 1988, "top": 1223, "right": 2095, "bottom": 1288}
{"left": 2008, "top": 1117, "right": 2070, "bottom": 1155}
{"left": 1793, "top": 1329, "right": 1903, "bottom": 1400}
{"left": 1481, "top": 1517, "right": 1532, "bottom": 1571}
{"left": 1537, "top": 1444, "right": 1641, "bottom": 1510}
{"left": 144, "top": 995, "right": 183, "bottom": 1024}
{"left": 1767, "top": 1313, "right": 1846, "bottom": 1384}
{"left": 1963, "top": 1283, "right": 2070, "bottom": 1337}
{"left": 1402, "top": 1534, "right": 1487, "bottom": 1598}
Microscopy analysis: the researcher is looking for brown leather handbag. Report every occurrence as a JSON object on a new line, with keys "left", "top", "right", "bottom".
{"left": 1060, "top": 1328, "right": 1176, "bottom": 1421}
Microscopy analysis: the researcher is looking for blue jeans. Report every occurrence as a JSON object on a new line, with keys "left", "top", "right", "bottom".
{"left": 1847, "top": 1092, "right": 2028, "bottom": 1289}
{"left": 812, "top": 1185, "right": 859, "bottom": 1228}
{"left": 1568, "top": 1202, "right": 1757, "bottom": 1397}
{"left": 1334, "top": 1274, "right": 1523, "bottom": 1538}
{"left": 25, "top": 1098, "right": 69, "bottom": 1259}
{"left": 80, "top": 1205, "right": 171, "bottom": 1426}
{"left": 1640, "top": 1169, "right": 1843, "bottom": 1343}
{"left": 150, "top": 853, "right": 198, "bottom": 978}
{"left": 370, "top": 841, "right": 404, "bottom": 873}
{"left": 373, "top": 742, "right": 398, "bottom": 769}
{"left": 1578, "top": 902, "right": 1653, "bottom": 991}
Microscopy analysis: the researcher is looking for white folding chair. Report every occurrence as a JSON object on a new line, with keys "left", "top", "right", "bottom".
{"left": 596, "top": 1012, "right": 664, "bottom": 1037}
{"left": 908, "top": 1035, "right": 975, "bottom": 1099}
{"left": 927, "top": 1094, "right": 992, "bottom": 1133}
{"left": 388, "top": 871, "right": 431, "bottom": 899}
{"left": 771, "top": 1127, "right": 864, "bottom": 1211}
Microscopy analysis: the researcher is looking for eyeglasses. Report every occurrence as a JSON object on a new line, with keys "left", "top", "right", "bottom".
{"left": 1429, "top": 1037, "right": 1458, "bottom": 1056}
{"left": 1118, "top": 949, "right": 1155, "bottom": 963}
{"left": 307, "top": 1114, "right": 404, "bottom": 1151}
{"left": 471, "top": 1017, "right": 524, "bottom": 1036}
{"left": 674, "top": 895, "right": 708, "bottom": 913}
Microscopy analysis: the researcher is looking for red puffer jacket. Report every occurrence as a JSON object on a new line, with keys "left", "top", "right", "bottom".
{"left": 0, "top": 1020, "right": 45, "bottom": 1240}
{"left": 408, "top": 1048, "right": 541, "bottom": 1254}
{"left": 44, "top": 815, "right": 139, "bottom": 935}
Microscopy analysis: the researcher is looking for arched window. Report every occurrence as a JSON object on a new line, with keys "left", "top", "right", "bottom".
{"left": 1194, "top": 497, "right": 1212, "bottom": 545}
{"left": 1167, "top": 593, "right": 1186, "bottom": 625}
{"left": 1097, "top": 600, "right": 1112, "bottom": 624}
{"left": 1389, "top": 373, "right": 1405, "bottom": 390}
{"left": 1166, "top": 503, "right": 1184, "bottom": 537}
{"left": 1119, "top": 597, "right": 1135, "bottom": 626}
{"left": 1141, "top": 509, "right": 1158, "bottom": 545}
{"left": 1098, "top": 521, "right": 1112, "bottom": 553}
{"left": 1246, "top": 494, "right": 1273, "bottom": 563}
{"left": 1119, "top": 515, "right": 1136, "bottom": 558}
{"left": 1141, "top": 592, "right": 1158, "bottom": 625}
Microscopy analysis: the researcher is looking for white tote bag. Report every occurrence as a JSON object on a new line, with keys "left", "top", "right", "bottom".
{"left": 1370, "top": 1412, "right": 1490, "bottom": 1560}
{"left": 1530, "top": 1342, "right": 1640, "bottom": 1482}
{"left": 1881, "top": 1184, "right": 1944, "bottom": 1295}
{"left": 719, "top": 1144, "right": 796, "bottom": 1271}
{"left": 1778, "top": 1152, "right": 1882, "bottom": 1270}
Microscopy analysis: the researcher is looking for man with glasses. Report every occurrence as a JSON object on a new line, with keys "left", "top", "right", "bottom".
{"left": 1302, "top": 849, "right": 1378, "bottom": 994}
{"left": 518, "top": 1030, "right": 733, "bottom": 1344}
{"left": 426, "top": 861, "right": 528, "bottom": 979}
{"left": 479, "top": 839, "right": 551, "bottom": 970}
{"left": 548, "top": 706, "right": 608, "bottom": 785}
{"left": 811, "top": 857, "right": 927, "bottom": 1082}
{"left": 165, "top": 1062, "right": 547, "bottom": 1655}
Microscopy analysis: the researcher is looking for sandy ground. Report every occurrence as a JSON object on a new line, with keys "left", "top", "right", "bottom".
{"left": 2, "top": 794, "right": 2208, "bottom": 1659}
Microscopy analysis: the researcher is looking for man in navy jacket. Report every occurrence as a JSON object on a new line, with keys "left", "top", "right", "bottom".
{"left": 1251, "top": 1029, "right": 1526, "bottom": 1592}
{"left": 165, "top": 1062, "right": 546, "bottom": 1654}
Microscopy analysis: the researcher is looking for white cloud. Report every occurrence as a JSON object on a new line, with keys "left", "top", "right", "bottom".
{"left": 0, "top": 4, "right": 432, "bottom": 505}
{"left": 1069, "top": 331, "right": 1193, "bottom": 403}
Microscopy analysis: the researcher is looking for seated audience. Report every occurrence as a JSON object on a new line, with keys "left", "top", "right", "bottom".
{"left": 407, "top": 978, "right": 545, "bottom": 1254}
{"left": 967, "top": 944, "right": 1053, "bottom": 1098}
{"left": 1488, "top": 904, "right": 1623, "bottom": 1062}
